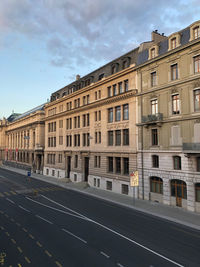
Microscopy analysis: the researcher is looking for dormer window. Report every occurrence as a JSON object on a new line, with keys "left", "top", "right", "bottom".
{"left": 193, "top": 26, "right": 200, "bottom": 40}
{"left": 111, "top": 63, "right": 119, "bottom": 74}
{"left": 98, "top": 73, "right": 104, "bottom": 80}
{"left": 151, "top": 48, "right": 156, "bottom": 58}
{"left": 171, "top": 38, "right": 176, "bottom": 49}
{"left": 148, "top": 45, "right": 158, "bottom": 60}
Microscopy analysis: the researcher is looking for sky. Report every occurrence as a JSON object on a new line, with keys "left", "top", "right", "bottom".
{"left": 0, "top": 0, "right": 200, "bottom": 118}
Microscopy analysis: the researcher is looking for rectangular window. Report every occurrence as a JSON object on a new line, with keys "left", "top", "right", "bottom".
{"left": 106, "top": 181, "right": 112, "bottom": 191}
{"left": 94, "top": 156, "right": 97, "bottom": 168}
{"left": 108, "top": 157, "right": 113, "bottom": 172}
{"left": 83, "top": 115, "right": 86, "bottom": 127}
{"left": 194, "top": 55, "right": 200, "bottom": 73}
{"left": 172, "top": 94, "right": 180, "bottom": 114}
{"left": 121, "top": 184, "right": 129, "bottom": 195}
{"left": 193, "top": 26, "right": 200, "bottom": 39}
{"left": 171, "top": 38, "right": 176, "bottom": 49}
{"left": 152, "top": 129, "right": 158, "bottom": 146}
{"left": 108, "top": 86, "right": 112, "bottom": 97}
{"left": 108, "top": 131, "right": 113, "bottom": 146}
{"left": 95, "top": 91, "right": 97, "bottom": 100}
{"left": 74, "top": 155, "right": 78, "bottom": 168}
{"left": 123, "top": 158, "right": 129, "bottom": 175}
{"left": 151, "top": 48, "right": 156, "bottom": 59}
{"left": 115, "top": 130, "right": 121, "bottom": 146}
{"left": 113, "top": 84, "right": 117, "bottom": 96}
{"left": 194, "top": 89, "right": 200, "bottom": 111}
{"left": 152, "top": 155, "right": 159, "bottom": 168}
{"left": 124, "top": 80, "right": 129, "bottom": 92}
{"left": 173, "top": 156, "right": 181, "bottom": 170}
{"left": 123, "top": 104, "right": 129, "bottom": 120}
{"left": 118, "top": 82, "right": 123, "bottom": 94}
{"left": 115, "top": 106, "right": 121, "bottom": 121}
{"left": 95, "top": 111, "right": 97, "bottom": 121}
{"left": 151, "top": 72, "right": 157, "bottom": 87}
{"left": 151, "top": 99, "right": 158, "bottom": 115}
{"left": 123, "top": 129, "right": 129, "bottom": 145}
{"left": 108, "top": 108, "right": 113, "bottom": 123}
{"left": 171, "top": 64, "right": 178, "bottom": 80}
{"left": 115, "top": 157, "right": 121, "bottom": 173}
{"left": 95, "top": 132, "right": 97, "bottom": 144}
{"left": 58, "top": 154, "right": 62, "bottom": 163}
{"left": 98, "top": 90, "right": 101, "bottom": 99}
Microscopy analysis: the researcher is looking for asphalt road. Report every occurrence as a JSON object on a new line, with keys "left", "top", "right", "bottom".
{"left": 0, "top": 168, "right": 199, "bottom": 267}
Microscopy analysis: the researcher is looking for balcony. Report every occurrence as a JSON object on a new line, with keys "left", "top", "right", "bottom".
{"left": 141, "top": 113, "right": 163, "bottom": 124}
{"left": 183, "top": 143, "right": 200, "bottom": 153}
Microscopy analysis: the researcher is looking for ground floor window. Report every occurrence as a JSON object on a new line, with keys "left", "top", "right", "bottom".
{"left": 106, "top": 181, "right": 112, "bottom": 191}
{"left": 195, "top": 183, "right": 200, "bottom": 202}
{"left": 150, "top": 177, "right": 163, "bottom": 194}
{"left": 121, "top": 184, "right": 129, "bottom": 195}
{"left": 171, "top": 179, "right": 187, "bottom": 199}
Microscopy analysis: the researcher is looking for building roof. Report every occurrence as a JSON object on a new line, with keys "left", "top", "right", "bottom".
{"left": 11, "top": 103, "right": 45, "bottom": 122}
{"left": 7, "top": 113, "right": 21, "bottom": 122}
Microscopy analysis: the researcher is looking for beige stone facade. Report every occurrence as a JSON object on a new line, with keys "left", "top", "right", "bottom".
{"left": 0, "top": 105, "right": 45, "bottom": 173}
{"left": 137, "top": 20, "right": 200, "bottom": 212}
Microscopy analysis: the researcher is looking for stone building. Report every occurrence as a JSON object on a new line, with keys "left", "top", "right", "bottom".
{"left": 137, "top": 20, "right": 200, "bottom": 212}
{"left": 1, "top": 104, "right": 45, "bottom": 173}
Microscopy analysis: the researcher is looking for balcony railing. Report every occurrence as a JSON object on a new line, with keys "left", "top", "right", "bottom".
{"left": 183, "top": 143, "right": 200, "bottom": 153}
{"left": 141, "top": 113, "right": 163, "bottom": 123}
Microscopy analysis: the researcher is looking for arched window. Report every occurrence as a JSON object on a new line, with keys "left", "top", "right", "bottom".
{"left": 150, "top": 177, "right": 163, "bottom": 194}
{"left": 171, "top": 179, "right": 187, "bottom": 199}
{"left": 195, "top": 183, "right": 200, "bottom": 202}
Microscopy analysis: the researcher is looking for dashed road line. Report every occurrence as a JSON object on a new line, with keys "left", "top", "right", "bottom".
{"left": 35, "top": 215, "right": 53, "bottom": 225}
{"left": 10, "top": 218, "right": 15, "bottom": 222}
{"left": 24, "top": 256, "right": 31, "bottom": 264}
{"left": 10, "top": 191, "right": 16, "bottom": 195}
{"left": 18, "top": 264, "right": 22, "bottom": 267}
{"left": 4, "top": 192, "right": 10, "bottom": 196}
{"left": 36, "top": 241, "right": 42, "bottom": 247}
{"left": 6, "top": 198, "right": 15, "bottom": 204}
{"left": 16, "top": 222, "right": 21, "bottom": 227}
{"left": 45, "top": 250, "right": 52, "bottom": 257}
{"left": 117, "top": 263, "right": 125, "bottom": 267}
{"left": 62, "top": 228, "right": 87, "bottom": 244}
{"left": 22, "top": 228, "right": 28, "bottom": 233}
{"left": 18, "top": 205, "right": 30, "bottom": 213}
{"left": 100, "top": 251, "right": 110, "bottom": 258}
{"left": 0, "top": 226, "right": 5, "bottom": 230}
{"left": 55, "top": 261, "right": 63, "bottom": 267}
{"left": 17, "top": 247, "right": 23, "bottom": 253}
{"left": 29, "top": 234, "right": 35, "bottom": 240}
{"left": 5, "top": 232, "right": 10, "bottom": 236}
{"left": 11, "top": 238, "right": 16, "bottom": 244}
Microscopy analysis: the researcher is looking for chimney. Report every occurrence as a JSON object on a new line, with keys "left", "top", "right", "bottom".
{"left": 151, "top": 30, "right": 167, "bottom": 43}
{"left": 76, "top": 74, "right": 81, "bottom": 81}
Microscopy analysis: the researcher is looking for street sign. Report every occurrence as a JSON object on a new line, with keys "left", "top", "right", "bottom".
{"left": 130, "top": 171, "right": 139, "bottom": 187}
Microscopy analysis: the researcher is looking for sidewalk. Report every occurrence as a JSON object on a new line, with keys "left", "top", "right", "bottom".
{"left": 1, "top": 165, "right": 200, "bottom": 231}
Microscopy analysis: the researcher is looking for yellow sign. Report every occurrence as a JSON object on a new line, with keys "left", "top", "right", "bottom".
{"left": 130, "top": 171, "right": 139, "bottom": 187}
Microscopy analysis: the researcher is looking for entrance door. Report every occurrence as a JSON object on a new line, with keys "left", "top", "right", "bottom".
{"left": 171, "top": 179, "right": 187, "bottom": 207}
{"left": 176, "top": 184, "right": 182, "bottom": 207}
{"left": 84, "top": 157, "right": 89, "bottom": 182}
{"left": 67, "top": 156, "right": 71, "bottom": 178}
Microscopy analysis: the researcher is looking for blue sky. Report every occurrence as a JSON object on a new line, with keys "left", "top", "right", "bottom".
{"left": 0, "top": 0, "right": 199, "bottom": 118}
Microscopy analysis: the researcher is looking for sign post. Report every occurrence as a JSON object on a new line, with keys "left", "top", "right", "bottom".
{"left": 130, "top": 171, "right": 139, "bottom": 206}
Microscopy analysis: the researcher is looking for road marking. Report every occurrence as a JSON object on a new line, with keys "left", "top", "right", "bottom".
{"left": 10, "top": 191, "right": 16, "bottom": 195}
{"left": 0, "top": 226, "right": 4, "bottom": 230}
{"left": 18, "top": 264, "right": 22, "bottom": 267}
{"left": 45, "top": 250, "right": 52, "bottom": 257}
{"left": 18, "top": 205, "right": 30, "bottom": 213}
{"left": 40, "top": 196, "right": 184, "bottom": 267}
{"left": 6, "top": 198, "right": 14, "bottom": 204}
{"left": 35, "top": 215, "right": 53, "bottom": 225}
{"left": 16, "top": 223, "right": 21, "bottom": 227}
{"left": 55, "top": 261, "right": 63, "bottom": 267}
{"left": 29, "top": 234, "right": 35, "bottom": 239}
{"left": 100, "top": 251, "right": 110, "bottom": 258}
{"left": 10, "top": 218, "right": 15, "bottom": 222}
{"left": 11, "top": 238, "right": 16, "bottom": 244}
{"left": 36, "top": 241, "right": 42, "bottom": 247}
{"left": 17, "top": 247, "right": 22, "bottom": 253}
{"left": 117, "top": 263, "right": 125, "bottom": 267}
{"left": 62, "top": 228, "right": 87, "bottom": 244}
{"left": 22, "top": 228, "right": 28, "bottom": 233}
{"left": 5, "top": 232, "right": 10, "bottom": 236}
{"left": 0, "top": 193, "right": 4, "bottom": 197}
{"left": 4, "top": 192, "right": 10, "bottom": 196}
{"left": 24, "top": 257, "right": 31, "bottom": 263}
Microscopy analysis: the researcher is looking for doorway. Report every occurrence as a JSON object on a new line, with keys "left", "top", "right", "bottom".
{"left": 67, "top": 156, "right": 71, "bottom": 178}
{"left": 84, "top": 157, "right": 89, "bottom": 182}
{"left": 171, "top": 179, "right": 187, "bottom": 207}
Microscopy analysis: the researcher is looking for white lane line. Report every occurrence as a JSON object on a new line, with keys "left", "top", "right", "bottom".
{"left": 38, "top": 196, "right": 184, "bottom": 267}
{"left": 62, "top": 228, "right": 87, "bottom": 244}
{"left": 35, "top": 215, "right": 53, "bottom": 225}
{"left": 26, "top": 196, "right": 89, "bottom": 221}
{"left": 18, "top": 205, "right": 30, "bottom": 213}
{"left": 117, "top": 263, "right": 125, "bottom": 267}
{"left": 6, "top": 198, "right": 14, "bottom": 204}
{"left": 100, "top": 251, "right": 110, "bottom": 258}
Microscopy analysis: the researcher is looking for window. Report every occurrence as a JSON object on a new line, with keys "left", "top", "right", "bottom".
{"left": 151, "top": 72, "right": 157, "bottom": 87}
{"left": 152, "top": 155, "right": 159, "bottom": 168}
{"left": 66, "top": 135, "right": 72, "bottom": 147}
{"left": 74, "top": 155, "right": 78, "bottom": 168}
{"left": 193, "top": 26, "right": 200, "bottom": 39}
{"left": 83, "top": 115, "right": 86, "bottom": 127}
{"left": 108, "top": 86, "right": 112, "bottom": 97}
{"left": 195, "top": 183, "right": 200, "bottom": 202}
{"left": 152, "top": 129, "right": 158, "bottom": 146}
{"left": 172, "top": 94, "right": 180, "bottom": 114}
{"left": 194, "top": 55, "right": 200, "bottom": 73}
{"left": 151, "top": 48, "right": 156, "bottom": 59}
{"left": 115, "top": 130, "right": 121, "bottom": 146}
{"left": 98, "top": 73, "right": 104, "bottom": 80}
{"left": 171, "top": 180, "right": 187, "bottom": 199}
{"left": 151, "top": 99, "right": 158, "bottom": 115}
{"left": 106, "top": 181, "right": 112, "bottom": 190}
{"left": 66, "top": 118, "right": 72, "bottom": 129}
{"left": 197, "top": 157, "right": 200, "bottom": 172}
{"left": 113, "top": 84, "right": 117, "bottom": 96}
{"left": 58, "top": 154, "right": 62, "bottom": 163}
{"left": 150, "top": 177, "right": 163, "bottom": 194}
{"left": 121, "top": 184, "right": 129, "bottom": 195}
{"left": 108, "top": 131, "right": 113, "bottom": 146}
{"left": 108, "top": 108, "right": 113, "bottom": 123}
{"left": 108, "top": 157, "right": 113, "bottom": 172}
{"left": 115, "top": 157, "right": 121, "bottom": 173}
{"left": 95, "top": 91, "right": 97, "bottom": 100}
{"left": 171, "top": 37, "right": 176, "bottom": 49}
{"left": 123, "top": 129, "right": 129, "bottom": 145}
{"left": 118, "top": 82, "right": 123, "bottom": 94}
{"left": 194, "top": 89, "right": 200, "bottom": 111}
{"left": 111, "top": 65, "right": 116, "bottom": 74}
{"left": 173, "top": 156, "right": 181, "bottom": 170}
{"left": 94, "top": 156, "right": 101, "bottom": 168}
{"left": 124, "top": 80, "right": 129, "bottom": 92}
{"left": 123, "top": 104, "right": 129, "bottom": 120}
{"left": 171, "top": 64, "right": 178, "bottom": 80}
{"left": 115, "top": 106, "right": 121, "bottom": 121}
{"left": 123, "top": 158, "right": 129, "bottom": 175}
